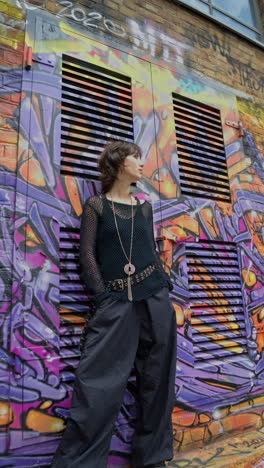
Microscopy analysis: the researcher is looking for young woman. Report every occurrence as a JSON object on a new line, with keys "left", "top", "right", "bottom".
{"left": 51, "top": 141, "right": 177, "bottom": 468}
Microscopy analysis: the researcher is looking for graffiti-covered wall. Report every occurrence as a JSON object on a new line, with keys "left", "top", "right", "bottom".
{"left": 0, "top": 0, "right": 264, "bottom": 467}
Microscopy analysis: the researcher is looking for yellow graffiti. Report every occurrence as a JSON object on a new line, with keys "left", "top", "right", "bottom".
{"left": 19, "top": 151, "right": 47, "bottom": 187}
{"left": 242, "top": 269, "right": 257, "bottom": 288}
{"left": 65, "top": 176, "right": 82, "bottom": 216}
{"left": 24, "top": 223, "right": 43, "bottom": 247}
{"left": 171, "top": 398, "right": 264, "bottom": 466}
{"left": 0, "top": 402, "right": 13, "bottom": 426}
{"left": 26, "top": 408, "right": 66, "bottom": 433}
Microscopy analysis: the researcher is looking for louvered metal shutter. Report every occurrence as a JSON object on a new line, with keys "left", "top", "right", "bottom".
{"left": 173, "top": 93, "right": 231, "bottom": 202}
{"left": 61, "top": 54, "right": 134, "bottom": 179}
{"left": 59, "top": 56, "right": 135, "bottom": 368}
{"left": 186, "top": 241, "right": 248, "bottom": 363}
{"left": 59, "top": 227, "right": 87, "bottom": 377}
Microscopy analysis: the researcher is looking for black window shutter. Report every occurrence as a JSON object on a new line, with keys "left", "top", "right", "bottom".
{"left": 186, "top": 240, "right": 248, "bottom": 363}
{"left": 59, "top": 56, "right": 135, "bottom": 363}
{"left": 173, "top": 93, "right": 231, "bottom": 202}
{"left": 59, "top": 227, "right": 85, "bottom": 376}
{"left": 61, "top": 54, "right": 134, "bottom": 179}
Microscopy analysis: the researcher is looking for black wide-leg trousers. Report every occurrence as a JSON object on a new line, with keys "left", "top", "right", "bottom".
{"left": 51, "top": 286, "right": 177, "bottom": 468}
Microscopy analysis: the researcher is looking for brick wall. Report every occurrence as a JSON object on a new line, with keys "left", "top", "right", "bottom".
{"left": 22, "top": 0, "right": 264, "bottom": 110}
{"left": 43, "top": 0, "right": 264, "bottom": 102}
{"left": 2, "top": 0, "right": 264, "bottom": 103}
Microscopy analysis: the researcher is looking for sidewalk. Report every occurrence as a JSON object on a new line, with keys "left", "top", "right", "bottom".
{"left": 167, "top": 429, "right": 264, "bottom": 468}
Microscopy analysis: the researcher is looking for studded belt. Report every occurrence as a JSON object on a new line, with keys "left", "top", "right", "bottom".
{"left": 105, "top": 263, "right": 159, "bottom": 291}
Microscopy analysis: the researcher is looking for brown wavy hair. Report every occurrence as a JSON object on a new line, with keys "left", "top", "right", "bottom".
{"left": 98, "top": 140, "right": 142, "bottom": 194}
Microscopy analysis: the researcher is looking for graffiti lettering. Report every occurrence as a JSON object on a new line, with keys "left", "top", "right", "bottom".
{"left": 128, "top": 20, "right": 157, "bottom": 56}
{"left": 229, "top": 438, "right": 264, "bottom": 449}
{"left": 227, "top": 56, "right": 264, "bottom": 93}
{"left": 57, "top": 1, "right": 79, "bottom": 20}
{"left": 56, "top": 3, "right": 189, "bottom": 64}
{"left": 12, "top": 0, "right": 264, "bottom": 95}
{"left": 128, "top": 19, "right": 189, "bottom": 64}
{"left": 14, "top": 0, "right": 189, "bottom": 66}
{"left": 160, "top": 32, "right": 188, "bottom": 64}
{"left": 56, "top": 1, "right": 126, "bottom": 37}
{"left": 183, "top": 25, "right": 264, "bottom": 94}
{"left": 183, "top": 26, "right": 231, "bottom": 59}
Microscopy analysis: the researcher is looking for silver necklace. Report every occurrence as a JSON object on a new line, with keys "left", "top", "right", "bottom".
{"left": 110, "top": 193, "right": 135, "bottom": 301}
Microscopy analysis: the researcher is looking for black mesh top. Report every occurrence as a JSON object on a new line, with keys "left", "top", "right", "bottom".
{"left": 79, "top": 194, "right": 173, "bottom": 306}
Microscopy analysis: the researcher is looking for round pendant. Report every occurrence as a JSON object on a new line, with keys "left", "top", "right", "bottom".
{"left": 124, "top": 263, "right": 135, "bottom": 275}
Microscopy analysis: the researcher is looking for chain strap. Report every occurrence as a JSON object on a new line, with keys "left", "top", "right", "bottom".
{"left": 109, "top": 193, "right": 135, "bottom": 301}
{"left": 110, "top": 194, "right": 134, "bottom": 265}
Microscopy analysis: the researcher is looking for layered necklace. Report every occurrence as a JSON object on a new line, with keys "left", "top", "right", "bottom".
{"left": 109, "top": 193, "right": 135, "bottom": 301}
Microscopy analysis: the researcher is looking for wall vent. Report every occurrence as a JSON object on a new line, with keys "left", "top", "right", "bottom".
{"left": 186, "top": 240, "right": 247, "bottom": 363}
{"left": 173, "top": 94, "right": 231, "bottom": 202}
{"left": 61, "top": 54, "right": 134, "bottom": 179}
{"left": 59, "top": 226, "right": 89, "bottom": 381}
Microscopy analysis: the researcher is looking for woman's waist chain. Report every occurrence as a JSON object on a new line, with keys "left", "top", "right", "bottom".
{"left": 105, "top": 262, "right": 160, "bottom": 291}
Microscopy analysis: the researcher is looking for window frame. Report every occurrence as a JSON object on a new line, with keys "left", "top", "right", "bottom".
{"left": 175, "top": 0, "right": 264, "bottom": 47}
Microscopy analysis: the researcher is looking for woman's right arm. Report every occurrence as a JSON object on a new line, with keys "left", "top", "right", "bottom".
{"left": 79, "top": 199, "right": 111, "bottom": 307}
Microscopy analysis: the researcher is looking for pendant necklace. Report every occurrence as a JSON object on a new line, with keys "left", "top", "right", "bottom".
{"left": 110, "top": 193, "right": 135, "bottom": 301}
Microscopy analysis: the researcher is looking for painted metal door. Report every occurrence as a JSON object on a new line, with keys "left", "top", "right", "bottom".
{"left": 10, "top": 9, "right": 158, "bottom": 466}
{"left": 151, "top": 64, "right": 257, "bottom": 411}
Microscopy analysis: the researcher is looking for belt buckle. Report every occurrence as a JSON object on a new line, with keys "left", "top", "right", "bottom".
{"left": 116, "top": 279, "right": 124, "bottom": 291}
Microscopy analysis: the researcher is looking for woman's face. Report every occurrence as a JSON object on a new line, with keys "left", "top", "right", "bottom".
{"left": 119, "top": 152, "right": 144, "bottom": 182}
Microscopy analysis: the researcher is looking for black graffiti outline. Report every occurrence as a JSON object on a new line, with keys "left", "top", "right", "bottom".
{"left": 168, "top": 447, "right": 225, "bottom": 467}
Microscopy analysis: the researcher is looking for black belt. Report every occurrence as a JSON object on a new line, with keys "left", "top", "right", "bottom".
{"left": 105, "top": 263, "right": 159, "bottom": 291}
